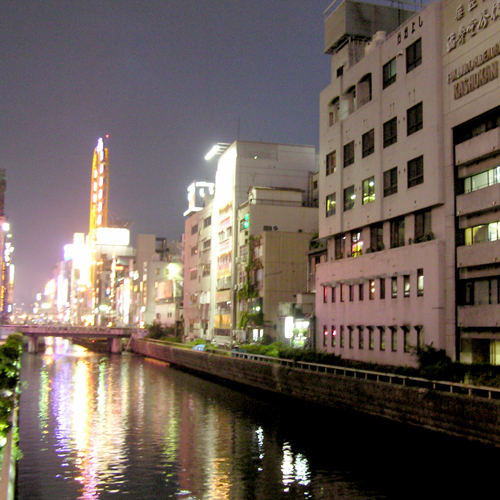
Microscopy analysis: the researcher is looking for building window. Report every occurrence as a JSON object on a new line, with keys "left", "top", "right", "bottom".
{"left": 351, "top": 231, "right": 363, "bottom": 257}
{"left": 368, "top": 327, "right": 374, "bottom": 350}
{"left": 331, "top": 326, "right": 337, "bottom": 347}
{"left": 414, "top": 209, "right": 432, "bottom": 242}
{"left": 407, "top": 102, "right": 423, "bottom": 135}
{"left": 343, "top": 141, "right": 355, "bottom": 168}
{"left": 323, "top": 326, "right": 328, "bottom": 346}
{"left": 362, "top": 129, "right": 375, "bottom": 158}
{"left": 391, "top": 277, "right": 398, "bottom": 298}
{"left": 369, "top": 280, "right": 375, "bottom": 300}
{"left": 203, "top": 216, "right": 212, "bottom": 228}
{"left": 406, "top": 38, "right": 422, "bottom": 73}
{"left": 359, "top": 283, "right": 364, "bottom": 301}
{"left": 383, "top": 57, "right": 397, "bottom": 88}
{"left": 344, "top": 185, "right": 355, "bottom": 211}
{"left": 417, "top": 269, "right": 424, "bottom": 296}
{"left": 335, "top": 234, "right": 346, "bottom": 259}
{"left": 415, "top": 325, "right": 423, "bottom": 349}
{"left": 326, "top": 151, "right": 336, "bottom": 175}
{"left": 383, "top": 117, "right": 397, "bottom": 147}
{"left": 190, "top": 245, "right": 198, "bottom": 256}
{"left": 329, "top": 97, "right": 340, "bottom": 126}
{"left": 464, "top": 221, "right": 500, "bottom": 245}
{"left": 349, "top": 285, "right": 354, "bottom": 302}
{"left": 391, "top": 327, "right": 398, "bottom": 351}
{"left": 383, "top": 167, "right": 398, "bottom": 197}
{"left": 358, "top": 327, "right": 364, "bottom": 349}
{"left": 202, "top": 263, "right": 211, "bottom": 277}
{"left": 331, "top": 286, "right": 336, "bottom": 303}
{"left": 203, "top": 239, "right": 211, "bottom": 251}
{"left": 390, "top": 216, "right": 405, "bottom": 248}
{"left": 358, "top": 73, "right": 372, "bottom": 106}
{"left": 190, "top": 268, "right": 197, "bottom": 280}
{"left": 326, "top": 193, "right": 336, "bottom": 217}
{"left": 464, "top": 165, "right": 500, "bottom": 193}
{"left": 404, "top": 275, "right": 410, "bottom": 297}
{"left": 191, "top": 224, "right": 198, "bottom": 235}
{"left": 379, "top": 326, "right": 386, "bottom": 351}
{"left": 370, "top": 222, "right": 384, "bottom": 252}
{"left": 362, "top": 176, "right": 375, "bottom": 204}
{"left": 349, "top": 326, "right": 354, "bottom": 348}
{"left": 403, "top": 326, "right": 411, "bottom": 353}
{"left": 323, "top": 286, "right": 328, "bottom": 303}
{"left": 340, "top": 326, "right": 345, "bottom": 348}
{"left": 380, "top": 278, "right": 386, "bottom": 299}
{"left": 340, "top": 283, "right": 345, "bottom": 302}
{"left": 408, "top": 156, "right": 424, "bottom": 188}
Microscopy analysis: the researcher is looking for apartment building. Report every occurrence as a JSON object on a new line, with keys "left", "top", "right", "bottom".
{"left": 443, "top": 0, "right": 500, "bottom": 364}
{"left": 234, "top": 186, "right": 318, "bottom": 342}
{"left": 183, "top": 181, "right": 215, "bottom": 340}
{"left": 316, "top": 0, "right": 446, "bottom": 366}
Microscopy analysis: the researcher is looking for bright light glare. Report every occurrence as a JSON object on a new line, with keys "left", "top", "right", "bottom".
{"left": 204, "top": 144, "right": 221, "bottom": 161}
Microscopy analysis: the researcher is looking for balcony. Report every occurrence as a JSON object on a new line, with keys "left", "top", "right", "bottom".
{"left": 455, "top": 128, "right": 500, "bottom": 166}
{"left": 456, "top": 183, "right": 500, "bottom": 216}
{"left": 458, "top": 303, "right": 500, "bottom": 328}
{"left": 456, "top": 239, "right": 500, "bottom": 268}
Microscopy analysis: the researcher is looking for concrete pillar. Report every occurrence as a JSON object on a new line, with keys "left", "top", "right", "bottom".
{"left": 108, "top": 337, "right": 122, "bottom": 354}
{"left": 27, "top": 336, "right": 39, "bottom": 354}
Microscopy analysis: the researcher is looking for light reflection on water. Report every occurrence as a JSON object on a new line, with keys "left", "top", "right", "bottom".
{"left": 17, "top": 343, "right": 500, "bottom": 500}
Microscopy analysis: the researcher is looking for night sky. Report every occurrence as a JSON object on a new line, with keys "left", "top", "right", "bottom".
{"left": 1, "top": 0, "right": 331, "bottom": 305}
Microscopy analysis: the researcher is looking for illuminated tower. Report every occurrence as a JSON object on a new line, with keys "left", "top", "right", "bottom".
{"left": 88, "top": 137, "right": 109, "bottom": 323}
{"left": 89, "top": 137, "right": 109, "bottom": 242}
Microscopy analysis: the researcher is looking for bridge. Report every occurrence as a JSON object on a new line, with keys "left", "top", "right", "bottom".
{"left": 0, "top": 325, "right": 148, "bottom": 354}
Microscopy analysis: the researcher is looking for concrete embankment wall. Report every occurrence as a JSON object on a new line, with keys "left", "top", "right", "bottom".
{"left": 131, "top": 339, "right": 500, "bottom": 447}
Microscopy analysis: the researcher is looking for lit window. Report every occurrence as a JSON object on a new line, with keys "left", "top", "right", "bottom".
{"left": 379, "top": 326, "right": 386, "bottom": 351}
{"left": 344, "top": 185, "right": 355, "bottom": 211}
{"left": 331, "top": 326, "right": 337, "bottom": 347}
{"left": 417, "top": 269, "right": 424, "bottom": 296}
{"left": 362, "top": 176, "right": 375, "bottom": 204}
{"left": 351, "top": 231, "right": 363, "bottom": 257}
{"left": 404, "top": 275, "right": 410, "bottom": 297}
{"left": 369, "top": 280, "right": 375, "bottom": 300}
{"left": 391, "top": 277, "right": 398, "bottom": 298}
{"left": 326, "top": 193, "right": 336, "bottom": 217}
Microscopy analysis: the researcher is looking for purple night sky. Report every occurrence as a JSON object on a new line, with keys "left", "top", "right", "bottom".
{"left": 1, "top": 0, "right": 331, "bottom": 305}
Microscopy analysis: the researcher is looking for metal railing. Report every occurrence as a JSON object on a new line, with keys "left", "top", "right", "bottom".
{"left": 231, "top": 352, "right": 500, "bottom": 401}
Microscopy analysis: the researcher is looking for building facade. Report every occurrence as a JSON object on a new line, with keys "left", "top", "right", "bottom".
{"left": 316, "top": 0, "right": 500, "bottom": 366}
{"left": 316, "top": 0, "right": 447, "bottom": 366}
{"left": 443, "top": 0, "right": 500, "bottom": 364}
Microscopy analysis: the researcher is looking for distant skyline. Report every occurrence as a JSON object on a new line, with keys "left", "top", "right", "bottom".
{"left": 1, "top": 0, "right": 332, "bottom": 304}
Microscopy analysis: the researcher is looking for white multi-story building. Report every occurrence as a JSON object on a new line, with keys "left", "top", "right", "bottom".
{"left": 443, "top": 0, "right": 500, "bottom": 364}
{"left": 183, "top": 141, "right": 318, "bottom": 344}
{"left": 316, "top": 0, "right": 500, "bottom": 366}
{"left": 316, "top": 0, "right": 446, "bottom": 366}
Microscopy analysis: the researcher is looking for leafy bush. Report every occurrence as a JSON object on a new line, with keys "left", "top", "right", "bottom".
{"left": 0, "top": 333, "right": 23, "bottom": 454}
{"left": 145, "top": 320, "right": 180, "bottom": 342}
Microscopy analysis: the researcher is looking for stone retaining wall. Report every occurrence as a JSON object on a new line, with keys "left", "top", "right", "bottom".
{"left": 131, "top": 339, "right": 500, "bottom": 447}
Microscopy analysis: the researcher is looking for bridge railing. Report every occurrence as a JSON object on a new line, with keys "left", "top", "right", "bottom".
{"left": 231, "top": 352, "right": 500, "bottom": 401}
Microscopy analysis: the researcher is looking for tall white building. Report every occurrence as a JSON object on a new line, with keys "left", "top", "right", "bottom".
{"left": 316, "top": 0, "right": 446, "bottom": 366}
{"left": 316, "top": 0, "right": 500, "bottom": 366}
{"left": 183, "top": 140, "right": 318, "bottom": 344}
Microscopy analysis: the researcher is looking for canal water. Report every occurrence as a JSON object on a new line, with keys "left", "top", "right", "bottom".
{"left": 17, "top": 341, "right": 500, "bottom": 499}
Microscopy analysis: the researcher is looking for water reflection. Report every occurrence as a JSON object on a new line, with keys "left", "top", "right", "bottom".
{"left": 18, "top": 344, "right": 500, "bottom": 500}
